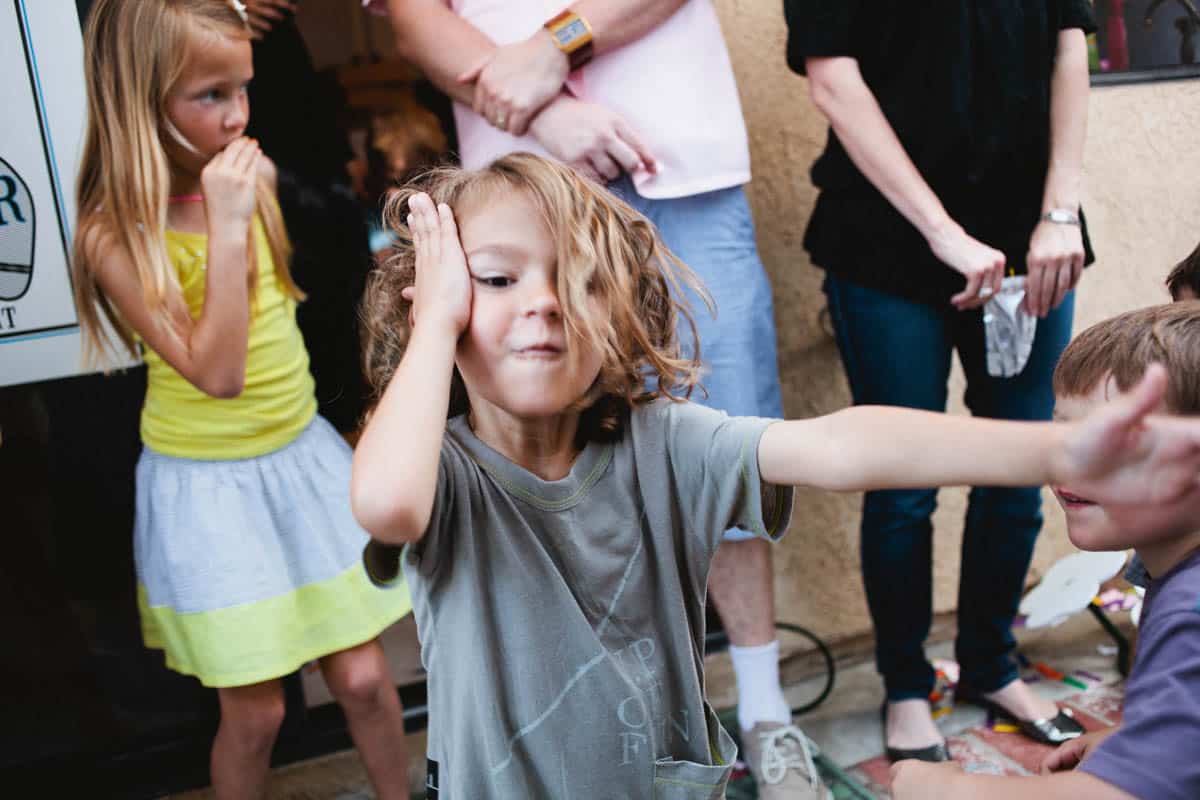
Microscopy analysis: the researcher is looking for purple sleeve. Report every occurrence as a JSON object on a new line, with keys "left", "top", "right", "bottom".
{"left": 1080, "top": 608, "right": 1200, "bottom": 800}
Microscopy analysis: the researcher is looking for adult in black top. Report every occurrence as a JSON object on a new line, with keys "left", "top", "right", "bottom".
{"left": 784, "top": 0, "right": 1096, "bottom": 759}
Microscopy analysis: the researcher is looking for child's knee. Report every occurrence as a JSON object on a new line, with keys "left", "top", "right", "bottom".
{"left": 218, "top": 685, "right": 286, "bottom": 749}
{"left": 324, "top": 645, "right": 393, "bottom": 712}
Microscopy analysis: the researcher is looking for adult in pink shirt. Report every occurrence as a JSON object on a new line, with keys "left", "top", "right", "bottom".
{"left": 383, "top": 1, "right": 813, "bottom": 796}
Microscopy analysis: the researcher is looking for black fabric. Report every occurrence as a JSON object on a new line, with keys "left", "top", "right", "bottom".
{"left": 246, "top": 15, "right": 352, "bottom": 183}
{"left": 273, "top": 169, "right": 373, "bottom": 434}
{"left": 246, "top": 14, "right": 371, "bottom": 432}
{"left": 784, "top": 0, "right": 1097, "bottom": 306}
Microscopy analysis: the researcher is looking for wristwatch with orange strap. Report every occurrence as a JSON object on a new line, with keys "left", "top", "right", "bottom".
{"left": 544, "top": 9, "right": 594, "bottom": 71}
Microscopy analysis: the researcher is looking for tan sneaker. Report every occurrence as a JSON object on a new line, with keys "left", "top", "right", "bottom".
{"left": 740, "top": 722, "right": 832, "bottom": 799}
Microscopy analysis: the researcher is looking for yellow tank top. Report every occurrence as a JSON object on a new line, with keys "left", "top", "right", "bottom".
{"left": 140, "top": 218, "right": 317, "bottom": 459}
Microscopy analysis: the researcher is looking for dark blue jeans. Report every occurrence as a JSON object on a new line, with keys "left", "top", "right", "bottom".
{"left": 823, "top": 273, "right": 1075, "bottom": 700}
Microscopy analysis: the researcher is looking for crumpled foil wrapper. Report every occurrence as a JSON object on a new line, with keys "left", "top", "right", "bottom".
{"left": 984, "top": 276, "right": 1037, "bottom": 378}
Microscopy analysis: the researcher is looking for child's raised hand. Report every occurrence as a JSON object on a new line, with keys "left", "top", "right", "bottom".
{"left": 1057, "top": 364, "right": 1200, "bottom": 507}
{"left": 1039, "top": 728, "right": 1115, "bottom": 774}
{"left": 404, "top": 193, "right": 471, "bottom": 337}
{"left": 200, "top": 137, "right": 261, "bottom": 232}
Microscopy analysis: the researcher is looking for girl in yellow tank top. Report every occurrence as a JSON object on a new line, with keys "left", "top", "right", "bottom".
{"left": 71, "top": 3, "right": 410, "bottom": 796}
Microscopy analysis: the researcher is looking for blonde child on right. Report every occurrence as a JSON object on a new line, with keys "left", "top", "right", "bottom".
{"left": 352, "top": 153, "right": 1200, "bottom": 799}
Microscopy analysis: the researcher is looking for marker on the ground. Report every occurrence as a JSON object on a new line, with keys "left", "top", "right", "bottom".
{"left": 1035, "top": 662, "right": 1065, "bottom": 680}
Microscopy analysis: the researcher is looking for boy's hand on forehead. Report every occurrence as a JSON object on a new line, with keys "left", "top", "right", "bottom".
{"left": 1056, "top": 364, "right": 1200, "bottom": 507}
{"left": 404, "top": 193, "right": 471, "bottom": 337}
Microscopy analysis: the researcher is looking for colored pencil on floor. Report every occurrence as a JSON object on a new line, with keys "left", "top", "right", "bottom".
{"left": 1035, "top": 662, "right": 1064, "bottom": 680}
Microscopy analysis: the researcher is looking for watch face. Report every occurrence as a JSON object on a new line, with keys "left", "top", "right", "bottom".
{"left": 555, "top": 18, "right": 588, "bottom": 47}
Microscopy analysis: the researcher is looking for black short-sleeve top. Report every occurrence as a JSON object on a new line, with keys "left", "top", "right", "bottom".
{"left": 784, "top": 1, "right": 1097, "bottom": 306}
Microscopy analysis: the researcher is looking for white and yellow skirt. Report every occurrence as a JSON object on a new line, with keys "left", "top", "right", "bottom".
{"left": 133, "top": 415, "right": 410, "bottom": 688}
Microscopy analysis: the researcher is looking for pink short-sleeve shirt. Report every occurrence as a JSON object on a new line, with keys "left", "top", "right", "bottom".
{"left": 448, "top": 0, "right": 751, "bottom": 199}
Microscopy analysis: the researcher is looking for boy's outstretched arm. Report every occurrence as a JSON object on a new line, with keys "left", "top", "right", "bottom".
{"left": 758, "top": 405, "right": 1068, "bottom": 491}
{"left": 759, "top": 365, "right": 1200, "bottom": 508}
{"left": 351, "top": 195, "right": 471, "bottom": 544}
{"left": 890, "top": 760, "right": 1134, "bottom": 800}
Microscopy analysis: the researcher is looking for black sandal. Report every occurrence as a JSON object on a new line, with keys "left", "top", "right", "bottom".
{"left": 956, "top": 686, "right": 1084, "bottom": 746}
{"left": 880, "top": 703, "right": 951, "bottom": 763}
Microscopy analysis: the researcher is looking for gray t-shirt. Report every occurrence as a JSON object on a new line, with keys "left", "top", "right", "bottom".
{"left": 1081, "top": 546, "right": 1200, "bottom": 800}
{"left": 367, "top": 400, "right": 793, "bottom": 799}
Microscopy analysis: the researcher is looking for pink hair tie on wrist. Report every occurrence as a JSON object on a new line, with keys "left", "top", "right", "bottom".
{"left": 227, "top": 0, "right": 249, "bottom": 24}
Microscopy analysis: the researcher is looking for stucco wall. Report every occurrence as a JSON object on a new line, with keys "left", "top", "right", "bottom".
{"left": 715, "top": 0, "right": 1200, "bottom": 646}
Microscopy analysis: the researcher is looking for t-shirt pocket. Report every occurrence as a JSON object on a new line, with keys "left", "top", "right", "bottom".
{"left": 652, "top": 717, "right": 736, "bottom": 799}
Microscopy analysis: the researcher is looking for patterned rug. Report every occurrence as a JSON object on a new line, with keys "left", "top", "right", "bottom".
{"left": 722, "top": 659, "right": 1125, "bottom": 800}
{"left": 838, "top": 683, "right": 1124, "bottom": 799}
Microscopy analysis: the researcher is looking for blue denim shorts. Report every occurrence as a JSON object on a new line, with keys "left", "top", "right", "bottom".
{"left": 613, "top": 178, "right": 784, "bottom": 541}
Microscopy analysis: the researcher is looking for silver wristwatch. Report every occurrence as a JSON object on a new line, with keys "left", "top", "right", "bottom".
{"left": 1040, "top": 208, "right": 1081, "bottom": 226}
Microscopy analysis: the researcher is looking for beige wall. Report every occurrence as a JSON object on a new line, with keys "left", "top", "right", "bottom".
{"left": 716, "top": 0, "right": 1200, "bottom": 646}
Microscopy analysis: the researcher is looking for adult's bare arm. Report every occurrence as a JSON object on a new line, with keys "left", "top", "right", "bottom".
{"left": 570, "top": 0, "right": 689, "bottom": 54}
{"left": 460, "top": 0, "right": 689, "bottom": 135}
{"left": 385, "top": 0, "right": 496, "bottom": 106}
{"left": 805, "top": 56, "right": 1005, "bottom": 309}
{"left": 1024, "top": 28, "right": 1089, "bottom": 318}
{"left": 386, "top": 0, "right": 660, "bottom": 178}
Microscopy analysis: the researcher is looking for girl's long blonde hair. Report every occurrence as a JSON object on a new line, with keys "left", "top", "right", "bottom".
{"left": 74, "top": 0, "right": 301, "bottom": 365}
{"left": 360, "top": 153, "right": 712, "bottom": 442}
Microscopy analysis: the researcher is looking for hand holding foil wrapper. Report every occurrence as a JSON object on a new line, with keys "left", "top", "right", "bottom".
{"left": 982, "top": 276, "right": 1037, "bottom": 378}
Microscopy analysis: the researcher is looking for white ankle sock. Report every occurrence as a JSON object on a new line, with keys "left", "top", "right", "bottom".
{"left": 729, "top": 640, "right": 792, "bottom": 732}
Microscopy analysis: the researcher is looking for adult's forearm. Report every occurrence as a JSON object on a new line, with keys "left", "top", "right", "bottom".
{"left": 572, "top": 0, "right": 688, "bottom": 54}
{"left": 385, "top": 0, "right": 494, "bottom": 105}
{"left": 1042, "top": 28, "right": 1090, "bottom": 213}
{"left": 805, "top": 56, "right": 953, "bottom": 243}
{"left": 387, "top": 0, "right": 689, "bottom": 92}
